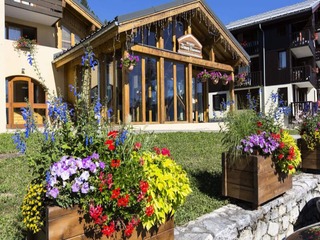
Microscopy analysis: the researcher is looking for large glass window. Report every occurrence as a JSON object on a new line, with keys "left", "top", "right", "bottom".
{"left": 145, "top": 57, "right": 158, "bottom": 122}
{"left": 129, "top": 58, "right": 142, "bottom": 122}
{"left": 165, "top": 61, "right": 174, "bottom": 121}
{"left": 164, "top": 22, "right": 173, "bottom": 51}
{"left": 176, "top": 63, "right": 186, "bottom": 121}
{"left": 13, "top": 81, "right": 28, "bottom": 102}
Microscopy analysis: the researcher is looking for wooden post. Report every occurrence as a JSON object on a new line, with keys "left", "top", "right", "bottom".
{"left": 159, "top": 57, "right": 165, "bottom": 123}
{"left": 122, "top": 50, "right": 130, "bottom": 123}
{"left": 188, "top": 63, "right": 193, "bottom": 122}
{"left": 141, "top": 58, "right": 146, "bottom": 123}
{"left": 229, "top": 72, "right": 235, "bottom": 112}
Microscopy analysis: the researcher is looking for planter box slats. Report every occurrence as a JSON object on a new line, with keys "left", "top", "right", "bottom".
{"left": 222, "top": 153, "right": 292, "bottom": 208}
{"left": 30, "top": 206, "right": 174, "bottom": 240}
{"left": 299, "top": 139, "right": 320, "bottom": 170}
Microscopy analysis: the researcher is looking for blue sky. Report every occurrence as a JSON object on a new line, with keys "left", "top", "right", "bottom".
{"left": 88, "top": 0, "right": 305, "bottom": 25}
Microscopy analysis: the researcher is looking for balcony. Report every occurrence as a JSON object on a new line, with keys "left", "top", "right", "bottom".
{"left": 5, "top": 0, "right": 62, "bottom": 26}
{"left": 291, "top": 65, "right": 317, "bottom": 88}
{"left": 240, "top": 40, "right": 259, "bottom": 56}
{"left": 291, "top": 29, "right": 315, "bottom": 58}
{"left": 290, "top": 101, "right": 318, "bottom": 123}
{"left": 235, "top": 71, "right": 262, "bottom": 88}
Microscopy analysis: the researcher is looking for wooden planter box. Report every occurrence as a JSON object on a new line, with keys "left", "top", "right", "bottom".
{"left": 222, "top": 153, "right": 292, "bottom": 208}
{"left": 29, "top": 206, "right": 174, "bottom": 240}
{"left": 299, "top": 139, "right": 320, "bottom": 171}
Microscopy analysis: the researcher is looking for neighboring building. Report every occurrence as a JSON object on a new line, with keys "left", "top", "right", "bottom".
{"left": 211, "top": 0, "right": 320, "bottom": 124}
{"left": 53, "top": 0, "right": 250, "bottom": 125}
{"left": 1, "top": 0, "right": 102, "bottom": 132}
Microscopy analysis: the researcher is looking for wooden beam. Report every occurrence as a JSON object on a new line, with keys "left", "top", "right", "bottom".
{"left": 131, "top": 45, "right": 233, "bottom": 72}
{"left": 159, "top": 57, "right": 165, "bottom": 123}
{"left": 188, "top": 63, "right": 193, "bottom": 122}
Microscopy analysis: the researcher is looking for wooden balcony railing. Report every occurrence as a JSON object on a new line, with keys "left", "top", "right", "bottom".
{"left": 291, "top": 65, "right": 317, "bottom": 87}
{"left": 290, "top": 101, "right": 318, "bottom": 123}
{"left": 5, "top": 0, "right": 63, "bottom": 19}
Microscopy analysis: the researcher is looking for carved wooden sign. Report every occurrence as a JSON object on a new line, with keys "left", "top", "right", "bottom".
{"left": 177, "top": 34, "right": 202, "bottom": 58}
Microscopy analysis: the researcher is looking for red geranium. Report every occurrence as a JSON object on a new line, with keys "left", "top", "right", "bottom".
{"left": 145, "top": 205, "right": 154, "bottom": 217}
{"left": 101, "top": 221, "right": 115, "bottom": 237}
{"left": 111, "top": 159, "right": 121, "bottom": 168}
{"left": 117, "top": 194, "right": 130, "bottom": 207}
{"left": 105, "top": 139, "right": 115, "bottom": 151}
{"left": 111, "top": 188, "right": 121, "bottom": 199}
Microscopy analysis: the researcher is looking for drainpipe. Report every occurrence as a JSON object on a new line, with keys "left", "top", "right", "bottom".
{"left": 259, "top": 23, "right": 266, "bottom": 114}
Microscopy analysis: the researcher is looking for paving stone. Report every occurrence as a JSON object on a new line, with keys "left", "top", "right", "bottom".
{"left": 267, "top": 222, "right": 279, "bottom": 237}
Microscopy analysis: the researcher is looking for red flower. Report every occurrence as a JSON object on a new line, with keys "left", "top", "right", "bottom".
{"left": 102, "top": 221, "right": 115, "bottom": 237}
{"left": 134, "top": 142, "right": 142, "bottom": 150}
{"left": 153, "top": 147, "right": 161, "bottom": 154}
{"left": 289, "top": 146, "right": 295, "bottom": 155}
{"left": 94, "top": 215, "right": 108, "bottom": 225}
{"left": 257, "top": 130, "right": 261, "bottom": 134}
{"left": 140, "top": 181, "right": 149, "bottom": 194}
{"left": 271, "top": 133, "right": 280, "bottom": 141}
{"left": 111, "top": 188, "right": 121, "bottom": 199}
{"left": 117, "top": 194, "right": 130, "bottom": 207}
{"left": 288, "top": 164, "right": 294, "bottom": 170}
{"left": 105, "top": 139, "right": 115, "bottom": 151}
{"left": 257, "top": 121, "right": 263, "bottom": 128}
{"left": 278, "top": 154, "right": 284, "bottom": 160}
{"left": 125, "top": 224, "right": 134, "bottom": 237}
{"left": 279, "top": 142, "right": 285, "bottom": 149}
{"left": 106, "top": 173, "right": 113, "bottom": 189}
{"left": 89, "top": 205, "right": 103, "bottom": 220}
{"left": 107, "top": 130, "right": 118, "bottom": 139}
{"left": 111, "top": 159, "right": 121, "bottom": 168}
{"left": 287, "top": 155, "right": 293, "bottom": 161}
{"left": 145, "top": 205, "right": 154, "bottom": 217}
{"left": 161, "top": 148, "right": 171, "bottom": 156}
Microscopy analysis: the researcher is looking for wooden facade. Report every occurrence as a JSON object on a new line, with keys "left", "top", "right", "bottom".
{"left": 53, "top": 0, "right": 250, "bottom": 124}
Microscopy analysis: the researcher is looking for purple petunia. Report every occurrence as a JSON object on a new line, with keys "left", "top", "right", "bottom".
{"left": 240, "top": 132, "right": 280, "bottom": 155}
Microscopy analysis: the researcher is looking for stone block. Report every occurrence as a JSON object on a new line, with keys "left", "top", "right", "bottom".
{"left": 278, "top": 205, "right": 286, "bottom": 216}
{"left": 267, "top": 222, "right": 279, "bottom": 237}
{"left": 254, "top": 221, "right": 267, "bottom": 239}
{"left": 238, "top": 229, "right": 253, "bottom": 240}
{"left": 282, "top": 215, "right": 289, "bottom": 230}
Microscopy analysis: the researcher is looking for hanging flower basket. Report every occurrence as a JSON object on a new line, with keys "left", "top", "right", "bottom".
{"left": 220, "top": 73, "right": 231, "bottom": 85}
{"left": 121, "top": 53, "right": 139, "bottom": 72}
{"left": 197, "top": 69, "right": 212, "bottom": 82}
{"left": 210, "top": 71, "right": 222, "bottom": 85}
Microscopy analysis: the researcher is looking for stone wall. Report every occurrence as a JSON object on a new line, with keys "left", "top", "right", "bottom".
{"left": 174, "top": 173, "right": 320, "bottom": 240}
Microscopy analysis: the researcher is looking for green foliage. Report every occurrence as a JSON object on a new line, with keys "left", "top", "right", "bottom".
{"left": 221, "top": 109, "right": 258, "bottom": 159}
{"left": 140, "top": 151, "right": 192, "bottom": 230}
{"left": 299, "top": 113, "right": 320, "bottom": 150}
{"left": 0, "top": 133, "right": 17, "bottom": 154}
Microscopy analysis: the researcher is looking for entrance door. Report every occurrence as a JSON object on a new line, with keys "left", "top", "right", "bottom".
{"left": 6, "top": 76, "right": 47, "bottom": 129}
{"left": 192, "top": 74, "right": 204, "bottom": 122}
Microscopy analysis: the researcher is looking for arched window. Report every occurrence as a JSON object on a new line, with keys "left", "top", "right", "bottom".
{"left": 6, "top": 76, "right": 47, "bottom": 129}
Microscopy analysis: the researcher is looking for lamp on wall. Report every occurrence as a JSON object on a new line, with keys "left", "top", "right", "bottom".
{"left": 21, "top": 68, "right": 25, "bottom": 74}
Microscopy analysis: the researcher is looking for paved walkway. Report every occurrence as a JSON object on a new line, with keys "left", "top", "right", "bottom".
{"left": 132, "top": 122, "right": 222, "bottom": 133}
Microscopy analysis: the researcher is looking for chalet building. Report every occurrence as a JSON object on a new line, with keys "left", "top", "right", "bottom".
{"left": 52, "top": 0, "right": 249, "bottom": 125}
{"left": 0, "top": 0, "right": 102, "bottom": 132}
{"left": 214, "top": 0, "right": 320, "bottom": 124}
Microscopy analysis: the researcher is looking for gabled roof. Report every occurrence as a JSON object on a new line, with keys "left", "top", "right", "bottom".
{"left": 53, "top": 0, "right": 250, "bottom": 67}
{"left": 66, "top": 0, "right": 103, "bottom": 28}
{"left": 227, "top": 0, "right": 320, "bottom": 31}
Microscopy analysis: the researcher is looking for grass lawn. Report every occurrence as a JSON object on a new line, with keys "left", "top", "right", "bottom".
{"left": 0, "top": 131, "right": 229, "bottom": 240}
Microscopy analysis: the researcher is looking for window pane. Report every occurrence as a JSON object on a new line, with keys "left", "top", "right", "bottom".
{"left": 75, "top": 34, "right": 81, "bottom": 44}
{"left": 145, "top": 57, "right": 158, "bottom": 122}
{"left": 278, "top": 51, "right": 286, "bottom": 69}
{"left": 5, "top": 78, "right": 8, "bottom": 103}
{"left": 13, "top": 108, "right": 24, "bottom": 125}
{"left": 33, "top": 81, "right": 45, "bottom": 103}
{"left": 8, "top": 26, "right": 21, "bottom": 40}
{"left": 165, "top": 61, "right": 174, "bottom": 121}
{"left": 62, "top": 26, "right": 71, "bottom": 49}
{"left": 34, "top": 109, "right": 46, "bottom": 125}
{"left": 129, "top": 57, "right": 142, "bottom": 122}
{"left": 164, "top": 22, "right": 173, "bottom": 50}
{"left": 13, "top": 81, "right": 28, "bottom": 102}
{"left": 176, "top": 63, "right": 186, "bottom": 121}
